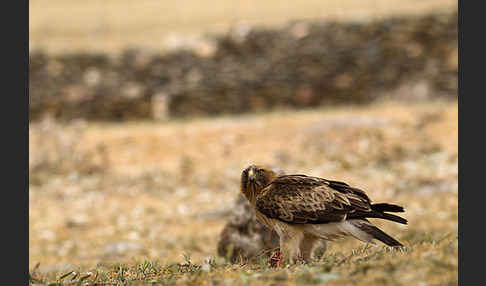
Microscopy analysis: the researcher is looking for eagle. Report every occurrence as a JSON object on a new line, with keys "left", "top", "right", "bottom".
{"left": 240, "top": 165, "right": 407, "bottom": 264}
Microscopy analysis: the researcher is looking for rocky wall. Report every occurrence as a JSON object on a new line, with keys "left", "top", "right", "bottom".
{"left": 29, "top": 11, "right": 457, "bottom": 121}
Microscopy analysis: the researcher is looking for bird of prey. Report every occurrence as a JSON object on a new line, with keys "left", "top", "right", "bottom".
{"left": 240, "top": 165, "right": 407, "bottom": 264}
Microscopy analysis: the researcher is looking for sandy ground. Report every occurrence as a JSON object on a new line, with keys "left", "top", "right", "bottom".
{"left": 29, "top": 100, "right": 457, "bottom": 286}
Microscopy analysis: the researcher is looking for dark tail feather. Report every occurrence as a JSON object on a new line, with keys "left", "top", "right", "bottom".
{"left": 371, "top": 203, "right": 404, "bottom": 213}
{"left": 359, "top": 222, "right": 404, "bottom": 247}
{"left": 369, "top": 203, "right": 407, "bottom": 224}
{"left": 376, "top": 212, "right": 408, "bottom": 225}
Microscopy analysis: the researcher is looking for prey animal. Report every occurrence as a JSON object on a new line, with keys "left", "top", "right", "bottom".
{"left": 240, "top": 165, "right": 407, "bottom": 264}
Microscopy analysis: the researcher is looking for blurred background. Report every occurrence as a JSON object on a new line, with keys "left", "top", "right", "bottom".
{"left": 29, "top": 0, "right": 458, "bottom": 284}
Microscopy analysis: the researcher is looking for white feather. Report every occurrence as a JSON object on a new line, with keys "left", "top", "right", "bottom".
{"left": 303, "top": 219, "right": 375, "bottom": 243}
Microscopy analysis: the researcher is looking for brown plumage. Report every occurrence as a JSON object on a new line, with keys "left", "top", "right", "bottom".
{"left": 241, "top": 165, "right": 407, "bottom": 264}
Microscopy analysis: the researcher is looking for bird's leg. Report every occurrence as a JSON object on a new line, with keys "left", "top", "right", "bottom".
{"left": 300, "top": 234, "right": 319, "bottom": 263}
{"left": 314, "top": 240, "right": 328, "bottom": 261}
{"left": 280, "top": 232, "right": 304, "bottom": 265}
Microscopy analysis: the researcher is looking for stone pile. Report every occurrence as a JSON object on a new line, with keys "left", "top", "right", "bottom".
{"left": 29, "top": 11, "right": 457, "bottom": 121}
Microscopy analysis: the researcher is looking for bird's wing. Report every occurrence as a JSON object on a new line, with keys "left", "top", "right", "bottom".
{"left": 255, "top": 175, "right": 373, "bottom": 224}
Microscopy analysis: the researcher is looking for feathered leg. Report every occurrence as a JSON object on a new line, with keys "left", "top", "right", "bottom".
{"left": 299, "top": 233, "right": 319, "bottom": 263}
{"left": 279, "top": 228, "right": 304, "bottom": 265}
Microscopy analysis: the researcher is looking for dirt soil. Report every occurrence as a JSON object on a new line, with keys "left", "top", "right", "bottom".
{"left": 29, "top": 100, "right": 458, "bottom": 285}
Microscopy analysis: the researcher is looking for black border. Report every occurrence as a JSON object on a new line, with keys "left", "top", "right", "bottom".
{"left": 7, "top": 0, "right": 28, "bottom": 284}
{"left": 459, "top": 0, "right": 481, "bottom": 284}
{"left": 24, "top": 0, "right": 30, "bottom": 284}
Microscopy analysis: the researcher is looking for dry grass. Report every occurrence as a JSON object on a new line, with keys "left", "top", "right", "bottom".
{"left": 29, "top": 0, "right": 458, "bottom": 54}
{"left": 29, "top": 100, "right": 458, "bottom": 285}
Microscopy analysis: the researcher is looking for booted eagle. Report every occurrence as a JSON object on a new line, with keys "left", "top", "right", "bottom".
{"left": 240, "top": 165, "right": 407, "bottom": 264}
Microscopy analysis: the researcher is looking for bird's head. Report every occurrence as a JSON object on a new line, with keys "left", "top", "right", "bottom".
{"left": 241, "top": 165, "right": 279, "bottom": 203}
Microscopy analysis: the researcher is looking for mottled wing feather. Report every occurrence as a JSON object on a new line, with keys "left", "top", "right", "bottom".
{"left": 326, "top": 179, "right": 371, "bottom": 203}
{"left": 255, "top": 175, "right": 373, "bottom": 224}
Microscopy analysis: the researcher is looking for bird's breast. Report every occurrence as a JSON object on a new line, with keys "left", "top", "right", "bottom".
{"left": 254, "top": 209, "right": 292, "bottom": 238}
{"left": 254, "top": 209, "right": 275, "bottom": 230}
